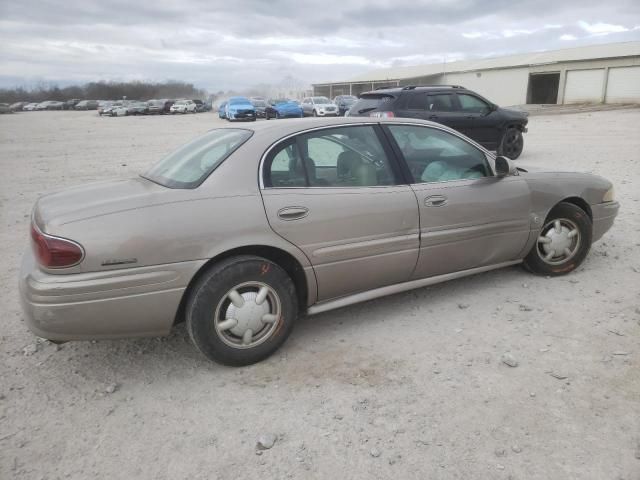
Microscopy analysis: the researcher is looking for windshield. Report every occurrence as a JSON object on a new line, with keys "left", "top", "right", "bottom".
{"left": 252, "top": 100, "right": 266, "bottom": 107}
{"left": 313, "top": 97, "right": 330, "bottom": 103}
{"left": 229, "top": 98, "right": 249, "bottom": 105}
{"left": 350, "top": 94, "right": 395, "bottom": 114}
{"left": 142, "top": 129, "right": 253, "bottom": 189}
{"left": 341, "top": 96, "right": 357, "bottom": 103}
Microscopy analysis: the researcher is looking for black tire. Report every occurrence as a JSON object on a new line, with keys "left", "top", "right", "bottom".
{"left": 498, "top": 127, "right": 524, "bottom": 160}
{"left": 186, "top": 256, "right": 298, "bottom": 366}
{"left": 523, "top": 202, "right": 592, "bottom": 276}
{"left": 312, "top": 110, "right": 317, "bottom": 117}
{"left": 265, "top": 111, "right": 270, "bottom": 120}
{"left": 275, "top": 112, "right": 280, "bottom": 119}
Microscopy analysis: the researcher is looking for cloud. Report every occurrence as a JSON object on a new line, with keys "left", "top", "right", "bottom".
{"left": 1, "top": 0, "right": 639, "bottom": 91}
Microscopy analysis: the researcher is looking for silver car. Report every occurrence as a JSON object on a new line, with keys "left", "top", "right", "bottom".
{"left": 301, "top": 96, "right": 339, "bottom": 117}
{"left": 20, "top": 118, "right": 619, "bottom": 365}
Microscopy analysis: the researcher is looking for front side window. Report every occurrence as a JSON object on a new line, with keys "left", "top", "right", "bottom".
{"left": 457, "top": 93, "right": 490, "bottom": 113}
{"left": 388, "top": 125, "right": 490, "bottom": 183}
{"left": 143, "top": 129, "right": 252, "bottom": 188}
{"left": 264, "top": 126, "right": 396, "bottom": 188}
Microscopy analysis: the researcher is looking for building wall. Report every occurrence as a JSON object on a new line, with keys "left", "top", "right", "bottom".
{"left": 440, "top": 68, "right": 530, "bottom": 106}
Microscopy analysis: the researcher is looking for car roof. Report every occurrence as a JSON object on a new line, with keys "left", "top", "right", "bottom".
{"left": 361, "top": 85, "right": 468, "bottom": 94}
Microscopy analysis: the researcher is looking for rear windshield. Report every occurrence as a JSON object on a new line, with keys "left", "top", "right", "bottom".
{"left": 350, "top": 94, "right": 396, "bottom": 115}
{"left": 142, "top": 129, "right": 253, "bottom": 189}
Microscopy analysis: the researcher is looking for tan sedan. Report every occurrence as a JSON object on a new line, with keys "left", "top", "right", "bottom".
{"left": 20, "top": 118, "right": 619, "bottom": 365}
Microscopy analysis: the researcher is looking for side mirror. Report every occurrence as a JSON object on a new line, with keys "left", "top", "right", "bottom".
{"left": 495, "top": 156, "right": 516, "bottom": 177}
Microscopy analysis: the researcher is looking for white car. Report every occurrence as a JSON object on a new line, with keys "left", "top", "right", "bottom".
{"left": 301, "top": 96, "right": 339, "bottom": 117}
{"left": 170, "top": 100, "right": 197, "bottom": 114}
{"left": 22, "top": 103, "right": 39, "bottom": 111}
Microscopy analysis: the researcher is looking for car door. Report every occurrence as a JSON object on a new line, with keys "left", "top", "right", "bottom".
{"left": 394, "top": 92, "right": 431, "bottom": 120}
{"left": 383, "top": 123, "right": 532, "bottom": 279}
{"left": 424, "top": 92, "right": 474, "bottom": 137}
{"left": 455, "top": 93, "right": 502, "bottom": 149}
{"left": 260, "top": 124, "right": 420, "bottom": 301}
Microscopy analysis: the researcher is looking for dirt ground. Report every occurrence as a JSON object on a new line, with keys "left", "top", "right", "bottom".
{"left": 1, "top": 109, "right": 639, "bottom": 480}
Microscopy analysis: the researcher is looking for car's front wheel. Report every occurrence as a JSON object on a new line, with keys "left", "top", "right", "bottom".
{"left": 498, "top": 127, "right": 524, "bottom": 160}
{"left": 523, "top": 202, "right": 593, "bottom": 276}
{"left": 186, "top": 256, "right": 297, "bottom": 366}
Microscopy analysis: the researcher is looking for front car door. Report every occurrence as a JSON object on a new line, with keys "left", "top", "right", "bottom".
{"left": 383, "top": 123, "right": 532, "bottom": 279}
{"left": 260, "top": 124, "right": 420, "bottom": 301}
{"left": 455, "top": 92, "right": 502, "bottom": 150}
{"left": 424, "top": 92, "right": 474, "bottom": 137}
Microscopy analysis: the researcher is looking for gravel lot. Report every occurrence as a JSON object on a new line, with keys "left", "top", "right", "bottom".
{"left": 1, "top": 109, "right": 639, "bottom": 480}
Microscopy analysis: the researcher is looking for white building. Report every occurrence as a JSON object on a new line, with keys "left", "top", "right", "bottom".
{"left": 313, "top": 41, "right": 640, "bottom": 106}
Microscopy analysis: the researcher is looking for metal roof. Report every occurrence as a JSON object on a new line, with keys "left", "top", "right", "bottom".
{"left": 315, "top": 41, "right": 640, "bottom": 85}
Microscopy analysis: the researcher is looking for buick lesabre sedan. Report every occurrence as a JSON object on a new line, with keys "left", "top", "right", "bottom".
{"left": 20, "top": 118, "right": 619, "bottom": 365}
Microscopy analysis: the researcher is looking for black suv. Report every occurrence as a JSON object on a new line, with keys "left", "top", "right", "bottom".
{"left": 348, "top": 85, "right": 528, "bottom": 159}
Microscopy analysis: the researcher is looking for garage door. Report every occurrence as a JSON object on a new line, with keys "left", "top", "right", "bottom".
{"left": 564, "top": 69, "right": 605, "bottom": 103}
{"left": 605, "top": 66, "right": 640, "bottom": 103}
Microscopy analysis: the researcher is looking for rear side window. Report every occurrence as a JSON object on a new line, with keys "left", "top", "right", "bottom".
{"left": 143, "top": 129, "right": 253, "bottom": 189}
{"left": 350, "top": 94, "right": 395, "bottom": 115}
{"left": 406, "top": 93, "right": 429, "bottom": 110}
{"left": 427, "top": 93, "right": 455, "bottom": 112}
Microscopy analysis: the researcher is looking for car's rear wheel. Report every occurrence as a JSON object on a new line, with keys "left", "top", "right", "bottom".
{"left": 498, "top": 127, "right": 524, "bottom": 160}
{"left": 523, "top": 202, "right": 592, "bottom": 276}
{"left": 186, "top": 256, "right": 297, "bottom": 366}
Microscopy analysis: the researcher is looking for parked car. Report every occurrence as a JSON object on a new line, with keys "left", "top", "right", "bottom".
{"left": 74, "top": 100, "right": 99, "bottom": 110}
{"left": 333, "top": 95, "right": 358, "bottom": 116}
{"left": 19, "top": 117, "right": 619, "bottom": 366}
{"left": 225, "top": 97, "right": 256, "bottom": 121}
{"left": 64, "top": 99, "right": 81, "bottom": 110}
{"left": 147, "top": 99, "right": 173, "bottom": 114}
{"left": 301, "top": 96, "right": 338, "bottom": 117}
{"left": 99, "top": 102, "right": 123, "bottom": 116}
{"left": 192, "top": 99, "right": 205, "bottom": 112}
{"left": 348, "top": 85, "right": 529, "bottom": 160}
{"left": 22, "top": 103, "right": 39, "bottom": 111}
{"left": 218, "top": 102, "right": 227, "bottom": 119}
{"left": 265, "top": 99, "right": 304, "bottom": 119}
{"left": 0, "top": 103, "right": 12, "bottom": 114}
{"left": 35, "top": 101, "right": 64, "bottom": 111}
{"left": 250, "top": 98, "right": 268, "bottom": 118}
{"left": 170, "top": 100, "right": 197, "bottom": 114}
{"left": 9, "top": 101, "right": 28, "bottom": 111}
{"left": 127, "top": 101, "right": 149, "bottom": 115}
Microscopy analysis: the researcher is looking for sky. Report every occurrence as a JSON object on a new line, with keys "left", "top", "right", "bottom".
{"left": 1, "top": 0, "right": 639, "bottom": 91}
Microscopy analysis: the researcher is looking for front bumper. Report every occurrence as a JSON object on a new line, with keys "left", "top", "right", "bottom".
{"left": 315, "top": 110, "right": 338, "bottom": 116}
{"left": 591, "top": 201, "right": 620, "bottom": 242}
{"left": 19, "top": 249, "right": 205, "bottom": 341}
{"left": 228, "top": 111, "right": 256, "bottom": 120}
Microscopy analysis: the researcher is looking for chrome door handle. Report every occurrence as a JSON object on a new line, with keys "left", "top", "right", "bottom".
{"left": 424, "top": 195, "right": 447, "bottom": 207}
{"left": 277, "top": 206, "right": 309, "bottom": 220}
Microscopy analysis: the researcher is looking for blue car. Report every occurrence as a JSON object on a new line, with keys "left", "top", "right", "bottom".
{"left": 225, "top": 97, "right": 256, "bottom": 122}
{"left": 218, "top": 102, "right": 227, "bottom": 119}
{"left": 265, "top": 99, "right": 304, "bottom": 119}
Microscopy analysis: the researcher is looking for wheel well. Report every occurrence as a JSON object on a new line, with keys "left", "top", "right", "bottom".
{"left": 557, "top": 197, "right": 593, "bottom": 220}
{"left": 173, "top": 246, "right": 309, "bottom": 325}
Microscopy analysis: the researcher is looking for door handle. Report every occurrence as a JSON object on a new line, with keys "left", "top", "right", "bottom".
{"left": 424, "top": 195, "right": 447, "bottom": 207}
{"left": 277, "top": 206, "right": 309, "bottom": 220}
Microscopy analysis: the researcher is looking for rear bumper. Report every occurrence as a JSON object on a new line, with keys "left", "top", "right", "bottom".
{"left": 19, "top": 250, "right": 205, "bottom": 341}
{"left": 591, "top": 201, "right": 619, "bottom": 242}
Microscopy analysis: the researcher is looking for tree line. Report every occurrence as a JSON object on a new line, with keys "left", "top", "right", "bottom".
{"left": 0, "top": 81, "right": 209, "bottom": 103}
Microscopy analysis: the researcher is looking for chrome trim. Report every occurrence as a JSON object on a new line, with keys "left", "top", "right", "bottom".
{"left": 306, "top": 260, "right": 522, "bottom": 315}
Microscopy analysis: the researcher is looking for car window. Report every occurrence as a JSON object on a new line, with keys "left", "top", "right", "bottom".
{"left": 406, "top": 93, "right": 429, "bottom": 110}
{"left": 265, "top": 141, "right": 307, "bottom": 188}
{"left": 388, "top": 125, "right": 490, "bottom": 183}
{"left": 143, "top": 129, "right": 253, "bottom": 189}
{"left": 427, "top": 93, "right": 455, "bottom": 112}
{"left": 457, "top": 94, "right": 490, "bottom": 113}
{"left": 300, "top": 126, "right": 395, "bottom": 187}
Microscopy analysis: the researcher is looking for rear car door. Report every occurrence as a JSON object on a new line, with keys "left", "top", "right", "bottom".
{"left": 384, "top": 123, "right": 532, "bottom": 279}
{"left": 260, "top": 124, "right": 420, "bottom": 301}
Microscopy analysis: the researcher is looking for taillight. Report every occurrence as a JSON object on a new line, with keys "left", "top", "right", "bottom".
{"left": 369, "top": 111, "right": 395, "bottom": 118}
{"left": 31, "top": 223, "right": 84, "bottom": 268}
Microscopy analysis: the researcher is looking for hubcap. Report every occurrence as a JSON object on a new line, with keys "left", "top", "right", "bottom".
{"left": 504, "top": 131, "right": 523, "bottom": 157}
{"left": 214, "top": 282, "right": 281, "bottom": 349}
{"left": 536, "top": 218, "right": 581, "bottom": 265}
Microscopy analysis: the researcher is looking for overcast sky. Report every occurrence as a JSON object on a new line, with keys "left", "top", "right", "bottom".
{"left": 1, "top": 0, "right": 639, "bottom": 91}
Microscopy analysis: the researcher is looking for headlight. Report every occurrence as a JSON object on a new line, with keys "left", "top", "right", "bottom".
{"left": 603, "top": 186, "right": 615, "bottom": 202}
